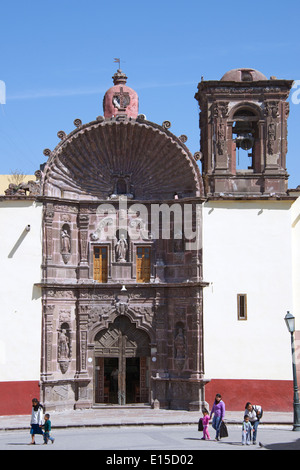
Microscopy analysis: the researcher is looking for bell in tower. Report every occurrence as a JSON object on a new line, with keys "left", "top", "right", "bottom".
{"left": 195, "top": 68, "right": 293, "bottom": 197}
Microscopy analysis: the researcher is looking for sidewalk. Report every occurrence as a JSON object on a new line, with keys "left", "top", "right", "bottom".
{"left": 0, "top": 406, "right": 294, "bottom": 431}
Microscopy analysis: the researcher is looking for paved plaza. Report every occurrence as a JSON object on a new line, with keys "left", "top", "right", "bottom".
{"left": 0, "top": 407, "right": 298, "bottom": 451}
{"left": 0, "top": 424, "right": 299, "bottom": 451}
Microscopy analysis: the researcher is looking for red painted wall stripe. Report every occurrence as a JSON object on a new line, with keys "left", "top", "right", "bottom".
{"left": 0, "top": 381, "right": 40, "bottom": 416}
{"left": 205, "top": 379, "right": 293, "bottom": 412}
{"left": 0, "top": 378, "right": 294, "bottom": 414}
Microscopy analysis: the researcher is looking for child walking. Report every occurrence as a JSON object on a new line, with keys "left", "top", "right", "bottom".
{"left": 43, "top": 414, "right": 55, "bottom": 444}
{"left": 201, "top": 408, "right": 211, "bottom": 440}
{"left": 242, "top": 415, "right": 252, "bottom": 445}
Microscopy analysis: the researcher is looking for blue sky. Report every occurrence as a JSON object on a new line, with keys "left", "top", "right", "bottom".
{"left": 0, "top": 0, "right": 300, "bottom": 188}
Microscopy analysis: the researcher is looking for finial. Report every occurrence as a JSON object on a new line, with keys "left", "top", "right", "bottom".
{"left": 112, "top": 58, "right": 127, "bottom": 85}
{"left": 112, "top": 69, "right": 128, "bottom": 86}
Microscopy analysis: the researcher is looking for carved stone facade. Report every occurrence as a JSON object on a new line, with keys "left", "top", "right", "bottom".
{"left": 1, "top": 67, "right": 298, "bottom": 416}
{"left": 38, "top": 71, "right": 208, "bottom": 411}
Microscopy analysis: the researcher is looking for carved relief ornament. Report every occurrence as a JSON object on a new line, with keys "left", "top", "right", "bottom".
{"left": 213, "top": 102, "right": 229, "bottom": 119}
{"left": 264, "top": 101, "right": 279, "bottom": 118}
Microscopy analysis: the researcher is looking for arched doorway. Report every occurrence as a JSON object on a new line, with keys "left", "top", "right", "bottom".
{"left": 94, "top": 316, "right": 151, "bottom": 405}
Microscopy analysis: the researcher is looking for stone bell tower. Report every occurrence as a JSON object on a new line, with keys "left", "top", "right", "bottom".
{"left": 195, "top": 68, "right": 293, "bottom": 196}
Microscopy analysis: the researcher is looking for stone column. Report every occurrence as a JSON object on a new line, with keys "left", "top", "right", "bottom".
{"left": 76, "top": 305, "right": 89, "bottom": 378}
{"left": 44, "top": 204, "right": 54, "bottom": 261}
{"left": 74, "top": 303, "right": 91, "bottom": 409}
{"left": 78, "top": 213, "right": 89, "bottom": 279}
{"left": 41, "top": 301, "right": 55, "bottom": 382}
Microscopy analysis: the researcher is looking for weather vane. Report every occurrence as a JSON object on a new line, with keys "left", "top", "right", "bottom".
{"left": 114, "top": 58, "right": 121, "bottom": 70}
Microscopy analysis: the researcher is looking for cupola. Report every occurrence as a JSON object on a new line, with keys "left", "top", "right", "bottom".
{"left": 103, "top": 69, "right": 139, "bottom": 119}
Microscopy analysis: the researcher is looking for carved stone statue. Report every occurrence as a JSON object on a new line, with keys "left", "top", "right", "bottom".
{"left": 175, "top": 327, "right": 185, "bottom": 359}
{"left": 61, "top": 229, "right": 71, "bottom": 253}
{"left": 116, "top": 234, "right": 128, "bottom": 262}
{"left": 58, "top": 329, "right": 70, "bottom": 360}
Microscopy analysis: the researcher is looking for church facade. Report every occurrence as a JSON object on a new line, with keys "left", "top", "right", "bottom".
{"left": 0, "top": 68, "right": 299, "bottom": 415}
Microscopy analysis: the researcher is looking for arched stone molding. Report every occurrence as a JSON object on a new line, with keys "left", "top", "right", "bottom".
{"left": 87, "top": 306, "right": 156, "bottom": 346}
{"left": 228, "top": 101, "right": 264, "bottom": 121}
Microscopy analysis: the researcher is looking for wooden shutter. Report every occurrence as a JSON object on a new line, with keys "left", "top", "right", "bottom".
{"left": 136, "top": 247, "right": 151, "bottom": 283}
{"left": 93, "top": 246, "right": 108, "bottom": 283}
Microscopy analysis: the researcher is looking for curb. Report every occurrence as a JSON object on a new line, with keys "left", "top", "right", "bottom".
{"left": 0, "top": 419, "right": 293, "bottom": 432}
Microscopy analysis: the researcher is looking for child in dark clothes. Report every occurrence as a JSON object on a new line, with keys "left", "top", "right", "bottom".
{"left": 43, "top": 413, "right": 55, "bottom": 444}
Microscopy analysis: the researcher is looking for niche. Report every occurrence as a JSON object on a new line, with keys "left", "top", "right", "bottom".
{"left": 61, "top": 223, "right": 71, "bottom": 264}
{"left": 57, "top": 321, "right": 71, "bottom": 374}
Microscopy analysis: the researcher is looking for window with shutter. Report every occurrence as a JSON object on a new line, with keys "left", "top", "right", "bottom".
{"left": 136, "top": 247, "right": 151, "bottom": 283}
{"left": 93, "top": 246, "right": 108, "bottom": 283}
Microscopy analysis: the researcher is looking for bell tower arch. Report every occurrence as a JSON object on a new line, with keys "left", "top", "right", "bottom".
{"left": 195, "top": 68, "right": 293, "bottom": 196}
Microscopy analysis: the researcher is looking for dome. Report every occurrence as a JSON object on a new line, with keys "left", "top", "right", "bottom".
{"left": 103, "top": 70, "right": 139, "bottom": 119}
{"left": 220, "top": 68, "right": 267, "bottom": 82}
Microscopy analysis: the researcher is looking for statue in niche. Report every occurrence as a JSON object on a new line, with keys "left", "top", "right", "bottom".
{"left": 174, "top": 230, "right": 184, "bottom": 253}
{"left": 58, "top": 328, "right": 70, "bottom": 360}
{"left": 116, "top": 234, "right": 128, "bottom": 262}
{"left": 61, "top": 224, "right": 71, "bottom": 264}
{"left": 174, "top": 326, "right": 185, "bottom": 359}
{"left": 61, "top": 228, "right": 71, "bottom": 253}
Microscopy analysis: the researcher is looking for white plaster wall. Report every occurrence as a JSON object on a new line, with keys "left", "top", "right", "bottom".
{"left": 202, "top": 200, "right": 293, "bottom": 381}
{"left": 291, "top": 196, "right": 300, "bottom": 330}
{"left": 0, "top": 200, "right": 42, "bottom": 381}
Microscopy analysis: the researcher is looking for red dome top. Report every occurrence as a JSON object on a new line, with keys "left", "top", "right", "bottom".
{"left": 103, "top": 70, "right": 139, "bottom": 119}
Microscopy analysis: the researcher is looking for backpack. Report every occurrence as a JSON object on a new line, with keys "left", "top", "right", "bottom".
{"left": 254, "top": 405, "right": 263, "bottom": 420}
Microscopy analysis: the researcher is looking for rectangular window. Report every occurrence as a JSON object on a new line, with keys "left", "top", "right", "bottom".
{"left": 237, "top": 294, "right": 247, "bottom": 320}
{"left": 93, "top": 246, "right": 108, "bottom": 283}
{"left": 136, "top": 246, "right": 151, "bottom": 283}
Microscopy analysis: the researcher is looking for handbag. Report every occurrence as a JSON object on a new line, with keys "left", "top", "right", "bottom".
{"left": 219, "top": 420, "right": 228, "bottom": 438}
{"left": 198, "top": 418, "right": 204, "bottom": 431}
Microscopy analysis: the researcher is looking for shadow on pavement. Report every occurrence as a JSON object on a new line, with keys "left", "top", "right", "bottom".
{"left": 185, "top": 437, "right": 248, "bottom": 447}
{"left": 263, "top": 438, "right": 300, "bottom": 450}
{"left": 6, "top": 442, "right": 31, "bottom": 446}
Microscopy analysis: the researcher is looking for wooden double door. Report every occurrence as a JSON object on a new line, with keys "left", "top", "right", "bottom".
{"left": 94, "top": 317, "right": 150, "bottom": 405}
{"left": 95, "top": 356, "right": 149, "bottom": 405}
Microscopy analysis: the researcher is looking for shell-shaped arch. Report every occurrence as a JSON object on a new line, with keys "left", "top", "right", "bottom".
{"left": 42, "top": 118, "right": 204, "bottom": 200}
